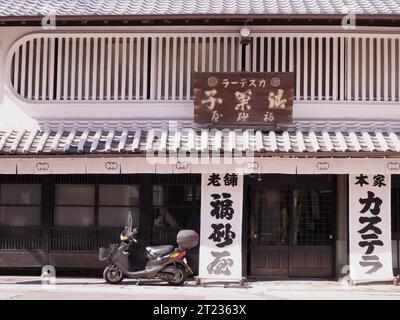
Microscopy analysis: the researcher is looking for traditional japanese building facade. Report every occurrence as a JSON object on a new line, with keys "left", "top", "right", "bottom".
{"left": 0, "top": 1, "right": 400, "bottom": 282}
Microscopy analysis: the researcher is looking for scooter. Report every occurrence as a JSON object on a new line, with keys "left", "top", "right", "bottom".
{"left": 99, "top": 226, "right": 199, "bottom": 286}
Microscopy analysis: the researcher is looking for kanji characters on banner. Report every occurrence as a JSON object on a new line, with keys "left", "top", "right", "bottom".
{"left": 199, "top": 172, "right": 244, "bottom": 280}
{"left": 349, "top": 174, "right": 393, "bottom": 282}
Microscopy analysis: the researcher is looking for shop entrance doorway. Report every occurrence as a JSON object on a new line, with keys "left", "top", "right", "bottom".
{"left": 248, "top": 175, "right": 336, "bottom": 277}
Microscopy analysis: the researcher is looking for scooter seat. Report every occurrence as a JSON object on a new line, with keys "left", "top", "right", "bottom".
{"left": 146, "top": 245, "right": 174, "bottom": 258}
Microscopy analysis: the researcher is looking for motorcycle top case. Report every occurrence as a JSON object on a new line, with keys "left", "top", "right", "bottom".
{"left": 176, "top": 230, "right": 199, "bottom": 249}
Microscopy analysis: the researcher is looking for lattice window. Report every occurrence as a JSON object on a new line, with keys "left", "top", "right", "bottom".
{"left": 8, "top": 33, "right": 400, "bottom": 102}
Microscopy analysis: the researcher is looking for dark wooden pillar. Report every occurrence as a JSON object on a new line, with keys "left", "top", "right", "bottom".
{"left": 242, "top": 175, "right": 250, "bottom": 277}
{"left": 139, "top": 174, "right": 153, "bottom": 245}
{"left": 335, "top": 174, "right": 349, "bottom": 279}
{"left": 41, "top": 175, "right": 52, "bottom": 266}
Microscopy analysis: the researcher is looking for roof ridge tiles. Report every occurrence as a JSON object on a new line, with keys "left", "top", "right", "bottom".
{"left": 1, "top": 0, "right": 400, "bottom": 17}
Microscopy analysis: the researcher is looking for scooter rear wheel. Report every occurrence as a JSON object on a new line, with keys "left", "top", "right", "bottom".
{"left": 103, "top": 265, "right": 124, "bottom": 284}
{"left": 167, "top": 265, "right": 187, "bottom": 286}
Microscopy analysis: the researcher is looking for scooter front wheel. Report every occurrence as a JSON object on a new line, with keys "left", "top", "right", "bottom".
{"left": 167, "top": 265, "right": 187, "bottom": 286}
{"left": 103, "top": 265, "right": 124, "bottom": 284}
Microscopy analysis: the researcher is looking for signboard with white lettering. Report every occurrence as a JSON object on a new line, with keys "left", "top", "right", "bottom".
{"left": 199, "top": 172, "right": 244, "bottom": 280}
{"left": 194, "top": 72, "right": 294, "bottom": 126}
{"left": 349, "top": 174, "right": 393, "bottom": 282}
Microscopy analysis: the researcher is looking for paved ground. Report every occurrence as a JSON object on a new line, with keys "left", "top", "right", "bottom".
{"left": 0, "top": 276, "right": 399, "bottom": 300}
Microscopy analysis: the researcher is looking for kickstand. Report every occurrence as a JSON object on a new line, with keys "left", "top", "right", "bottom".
{"left": 136, "top": 278, "right": 141, "bottom": 286}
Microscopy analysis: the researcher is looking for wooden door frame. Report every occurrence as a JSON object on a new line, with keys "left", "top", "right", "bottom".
{"left": 288, "top": 185, "right": 337, "bottom": 278}
{"left": 248, "top": 183, "right": 290, "bottom": 276}
{"left": 246, "top": 174, "right": 337, "bottom": 277}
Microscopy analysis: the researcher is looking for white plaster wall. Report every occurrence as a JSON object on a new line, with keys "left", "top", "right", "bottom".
{"left": 0, "top": 25, "right": 399, "bottom": 125}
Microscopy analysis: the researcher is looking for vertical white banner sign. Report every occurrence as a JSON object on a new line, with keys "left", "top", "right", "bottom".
{"left": 199, "top": 172, "right": 243, "bottom": 280}
{"left": 349, "top": 174, "right": 393, "bottom": 282}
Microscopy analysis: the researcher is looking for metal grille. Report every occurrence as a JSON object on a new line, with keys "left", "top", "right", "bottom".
{"left": 392, "top": 186, "right": 400, "bottom": 234}
{"left": 52, "top": 174, "right": 143, "bottom": 185}
{"left": 0, "top": 182, "right": 42, "bottom": 251}
{"left": 292, "top": 190, "right": 334, "bottom": 246}
{"left": 152, "top": 227, "right": 177, "bottom": 246}
{"left": 0, "top": 175, "right": 42, "bottom": 184}
{"left": 50, "top": 182, "right": 140, "bottom": 251}
{"left": 152, "top": 184, "right": 200, "bottom": 246}
{"left": 254, "top": 189, "right": 289, "bottom": 245}
{"left": 97, "top": 227, "right": 123, "bottom": 248}
{"left": 253, "top": 186, "right": 335, "bottom": 246}
{"left": 152, "top": 174, "right": 201, "bottom": 185}
{"left": 0, "top": 174, "right": 200, "bottom": 255}
{"left": 50, "top": 227, "right": 97, "bottom": 251}
{"left": 50, "top": 226, "right": 121, "bottom": 252}
{"left": 0, "top": 226, "right": 42, "bottom": 250}
{"left": 391, "top": 181, "right": 400, "bottom": 270}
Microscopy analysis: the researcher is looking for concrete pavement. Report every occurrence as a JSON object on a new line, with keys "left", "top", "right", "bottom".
{"left": 0, "top": 276, "right": 399, "bottom": 300}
